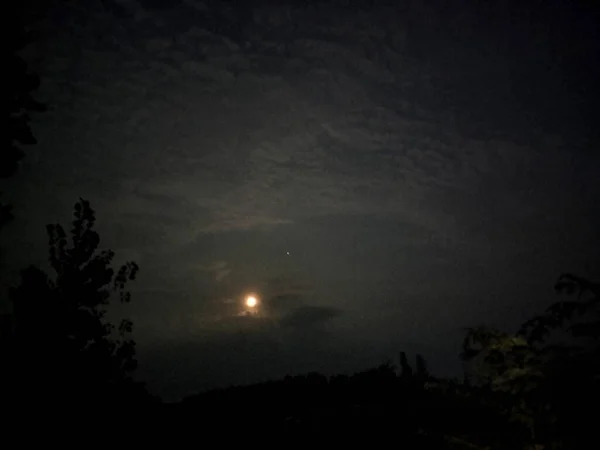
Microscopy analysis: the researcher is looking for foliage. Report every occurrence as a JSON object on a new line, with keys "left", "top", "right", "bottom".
{"left": 461, "top": 273, "right": 599, "bottom": 448}
{"left": 6, "top": 199, "right": 140, "bottom": 406}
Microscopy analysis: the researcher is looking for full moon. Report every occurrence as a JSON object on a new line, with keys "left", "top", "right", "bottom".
{"left": 245, "top": 295, "right": 258, "bottom": 308}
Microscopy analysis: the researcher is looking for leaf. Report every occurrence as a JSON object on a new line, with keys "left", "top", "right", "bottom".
{"left": 568, "top": 321, "right": 600, "bottom": 339}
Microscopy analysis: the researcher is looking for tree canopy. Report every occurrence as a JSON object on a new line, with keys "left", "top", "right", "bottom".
{"left": 461, "top": 273, "right": 599, "bottom": 448}
{"left": 6, "top": 199, "right": 140, "bottom": 409}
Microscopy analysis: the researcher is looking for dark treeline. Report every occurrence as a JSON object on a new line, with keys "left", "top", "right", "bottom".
{"left": 165, "top": 358, "right": 522, "bottom": 447}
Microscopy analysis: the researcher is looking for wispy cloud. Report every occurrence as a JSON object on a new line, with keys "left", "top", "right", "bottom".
{"left": 197, "top": 260, "right": 231, "bottom": 282}
{"left": 7, "top": 0, "right": 598, "bottom": 397}
{"left": 279, "top": 305, "right": 341, "bottom": 329}
{"left": 12, "top": 0, "right": 595, "bottom": 270}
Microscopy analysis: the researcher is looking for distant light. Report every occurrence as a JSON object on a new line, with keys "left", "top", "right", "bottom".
{"left": 286, "top": 251, "right": 290, "bottom": 255}
{"left": 246, "top": 295, "right": 258, "bottom": 308}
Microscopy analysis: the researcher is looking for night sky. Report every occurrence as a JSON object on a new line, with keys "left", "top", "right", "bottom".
{"left": 3, "top": 0, "right": 599, "bottom": 401}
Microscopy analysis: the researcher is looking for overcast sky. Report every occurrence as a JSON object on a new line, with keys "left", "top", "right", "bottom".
{"left": 3, "top": 0, "right": 599, "bottom": 400}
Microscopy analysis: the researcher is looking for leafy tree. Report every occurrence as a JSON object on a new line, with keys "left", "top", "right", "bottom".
{"left": 6, "top": 199, "right": 140, "bottom": 408}
{"left": 461, "top": 273, "right": 599, "bottom": 448}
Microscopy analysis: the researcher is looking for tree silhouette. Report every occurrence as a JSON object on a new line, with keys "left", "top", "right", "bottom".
{"left": 461, "top": 273, "right": 599, "bottom": 448}
{"left": 399, "top": 351, "right": 413, "bottom": 380}
{"left": 2, "top": 12, "right": 45, "bottom": 228}
{"left": 415, "top": 354, "right": 428, "bottom": 379}
{"left": 6, "top": 199, "right": 140, "bottom": 409}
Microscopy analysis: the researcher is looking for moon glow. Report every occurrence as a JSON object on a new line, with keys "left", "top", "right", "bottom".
{"left": 245, "top": 295, "right": 258, "bottom": 308}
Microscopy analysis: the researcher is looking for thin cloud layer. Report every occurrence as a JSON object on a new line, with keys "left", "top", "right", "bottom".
{"left": 16, "top": 0, "right": 585, "bottom": 241}
{"left": 197, "top": 260, "right": 231, "bottom": 282}
{"left": 280, "top": 305, "right": 341, "bottom": 329}
{"left": 4, "top": 0, "right": 598, "bottom": 398}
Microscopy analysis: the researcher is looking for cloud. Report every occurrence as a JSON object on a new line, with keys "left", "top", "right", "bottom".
{"left": 8, "top": 0, "right": 599, "bottom": 399}
{"left": 214, "top": 268, "right": 231, "bottom": 282}
{"left": 22, "top": 0, "right": 580, "bottom": 268}
{"left": 279, "top": 305, "right": 341, "bottom": 329}
{"left": 14, "top": 0, "right": 596, "bottom": 263}
{"left": 19, "top": 0, "right": 490, "bottom": 240}
{"left": 197, "top": 260, "right": 231, "bottom": 282}
{"left": 268, "top": 293, "right": 304, "bottom": 311}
